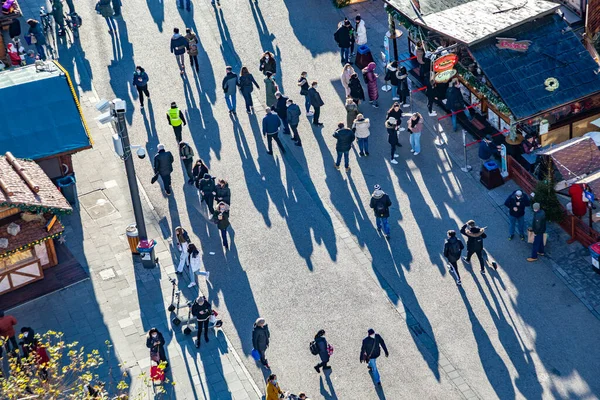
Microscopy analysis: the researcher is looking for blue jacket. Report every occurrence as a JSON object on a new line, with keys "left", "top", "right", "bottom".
{"left": 170, "top": 34, "right": 188, "bottom": 55}
{"left": 222, "top": 72, "right": 239, "bottom": 95}
{"left": 133, "top": 71, "right": 149, "bottom": 87}
{"left": 262, "top": 113, "right": 281, "bottom": 135}
{"left": 478, "top": 140, "right": 498, "bottom": 160}
{"left": 287, "top": 104, "right": 301, "bottom": 125}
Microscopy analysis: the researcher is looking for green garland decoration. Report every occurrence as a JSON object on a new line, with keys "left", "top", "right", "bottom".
{"left": 0, "top": 231, "right": 64, "bottom": 259}
{"left": 455, "top": 64, "right": 512, "bottom": 115}
{"left": 0, "top": 202, "right": 72, "bottom": 216}
{"left": 332, "top": 0, "right": 351, "bottom": 8}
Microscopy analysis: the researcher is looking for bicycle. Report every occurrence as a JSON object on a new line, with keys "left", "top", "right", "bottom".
{"left": 39, "top": 6, "right": 56, "bottom": 59}
{"left": 64, "top": 12, "right": 81, "bottom": 40}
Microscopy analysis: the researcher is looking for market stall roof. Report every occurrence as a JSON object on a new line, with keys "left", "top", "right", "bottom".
{"left": 0, "top": 153, "right": 72, "bottom": 214}
{"left": 0, "top": 62, "right": 92, "bottom": 160}
{"left": 470, "top": 14, "right": 600, "bottom": 121}
{"left": 576, "top": 170, "right": 600, "bottom": 200}
{"left": 539, "top": 137, "right": 600, "bottom": 181}
{"left": 0, "top": 217, "right": 64, "bottom": 258}
{"left": 385, "top": 0, "right": 473, "bottom": 20}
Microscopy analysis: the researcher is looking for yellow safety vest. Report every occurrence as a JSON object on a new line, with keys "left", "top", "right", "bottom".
{"left": 168, "top": 108, "right": 182, "bottom": 126}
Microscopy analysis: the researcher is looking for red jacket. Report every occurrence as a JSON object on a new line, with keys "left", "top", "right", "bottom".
{"left": 0, "top": 315, "right": 17, "bottom": 338}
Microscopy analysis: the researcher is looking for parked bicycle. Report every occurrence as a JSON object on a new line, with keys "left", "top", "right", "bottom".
{"left": 64, "top": 12, "right": 81, "bottom": 40}
{"left": 39, "top": 6, "right": 53, "bottom": 35}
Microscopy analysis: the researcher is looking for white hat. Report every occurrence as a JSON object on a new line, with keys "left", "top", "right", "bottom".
{"left": 515, "top": 190, "right": 523, "bottom": 196}
{"left": 387, "top": 117, "right": 397, "bottom": 125}
{"left": 157, "top": 143, "right": 165, "bottom": 151}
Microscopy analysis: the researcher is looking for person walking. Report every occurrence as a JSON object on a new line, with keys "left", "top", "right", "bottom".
{"left": 26, "top": 19, "right": 47, "bottom": 60}
{"left": 386, "top": 117, "right": 400, "bottom": 165}
{"left": 504, "top": 190, "right": 530, "bottom": 240}
{"left": 133, "top": 66, "right": 150, "bottom": 109}
{"left": 369, "top": 184, "right": 392, "bottom": 239}
{"left": 259, "top": 51, "right": 277, "bottom": 77}
{"left": 363, "top": 62, "right": 379, "bottom": 108}
{"left": 384, "top": 61, "right": 400, "bottom": 101}
{"left": 446, "top": 79, "right": 473, "bottom": 131}
{"left": 153, "top": 144, "right": 174, "bottom": 196}
{"left": 353, "top": 113, "right": 370, "bottom": 156}
{"left": 341, "top": 64, "right": 356, "bottom": 97}
{"left": 170, "top": 28, "right": 189, "bottom": 75}
{"left": 178, "top": 141, "right": 195, "bottom": 184}
{"left": 252, "top": 318, "right": 270, "bottom": 369}
{"left": 192, "top": 158, "right": 209, "bottom": 187}
{"left": 345, "top": 98, "right": 359, "bottom": 129}
{"left": 198, "top": 173, "right": 216, "bottom": 214}
{"left": 51, "top": 0, "right": 66, "bottom": 35}
{"left": 146, "top": 328, "right": 168, "bottom": 365}
{"left": 460, "top": 220, "right": 488, "bottom": 273}
{"left": 215, "top": 179, "right": 231, "bottom": 205}
{"left": 287, "top": 99, "right": 302, "bottom": 146}
{"left": 308, "top": 81, "right": 325, "bottom": 127}
{"left": 214, "top": 202, "right": 231, "bottom": 250}
{"left": 355, "top": 15, "right": 367, "bottom": 46}
{"left": 191, "top": 295, "right": 212, "bottom": 348}
{"left": 313, "top": 330, "right": 331, "bottom": 373}
{"left": 185, "top": 28, "right": 200, "bottom": 72}
{"left": 266, "top": 374, "right": 283, "bottom": 400}
{"left": 166, "top": 102, "right": 187, "bottom": 143}
{"left": 407, "top": 112, "right": 424, "bottom": 155}
{"left": 222, "top": 66, "right": 239, "bottom": 115}
{"left": 349, "top": 73, "right": 365, "bottom": 105}
{"left": 175, "top": 226, "right": 191, "bottom": 275}
{"left": 178, "top": 0, "right": 191, "bottom": 11}
{"left": 273, "top": 92, "right": 290, "bottom": 135}
{"left": 262, "top": 107, "right": 285, "bottom": 155}
{"left": 0, "top": 311, "right": 18, "bottom": 358}
{"left": 528, "top": 203, "right": 546, "bottom": 262}
{"left": 239, "top": 66, "right": 260, "bottom": 114}
{"left": 298, "top": 72, "right": 313, "bottom": 116}
{"left": 397, "top": 66, "right": 410, "bottom": 107}
{"left": 97, "top": 0, "right": 116, "bottom": 33}
{"left": 333, "top": 122, "right": 355, "bottom": 171}
{"left": 443, "top": 230, "right": 465, "bottom": 285}
{"left": 334, "top": 19, "right": 352, "bottom": 65}
{"left": 186, "top": 243, "right": 210, "bottom": 288}
{"left": 360, "top": 329, "right": 389, "bottom": 386}
{"left": 264, "top": 72, "right": 278, "bottom": 110}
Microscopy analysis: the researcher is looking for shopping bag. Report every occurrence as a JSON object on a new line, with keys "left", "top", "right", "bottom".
{"left": 527, "top": 230, "right": 535, "bottom": 243}
{"left": 251, "top": 348, "right": 260, "bottom": 361}
{"left": 150, "top": 350, "right": 160, "bottom": 363}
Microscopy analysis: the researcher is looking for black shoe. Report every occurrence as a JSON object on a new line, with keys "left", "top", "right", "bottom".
{"left": 295, "top": 142, "right": 302, "bottom": 146}
{"left": 359, "top": 152, "right": 365, "bottom": 157}
{"left": 365, "top": 152, "right": 370, "bottom": 156}
{"left": 188, "top": 179, "right": 194, "bottom": 184}
{"left": 367, "top": 365, "right": 372, "bottom": 371}
{"left": 492, "top": 262, "right": 498, "bottom": 270}
{"left": 283, "top": 131, "right": 291, "bottom": 135}
{"left": 314, "top": 365, "right": 320, "bottom": 373}
{"left": 175, "top": 271, "right": 182, "bottom": 275}
{"left": 205, "top": 336, "right": 209, "bottom": 343}
{"left": 195, "top": 340, "right": 200, "bottom": 348}
{"left": 165, "top": 190, "right": 172, "bottom": 196}
{"left": 462, "top": 257, "right": 470, "bottom": 264}
{"left": 323, "top": 366, "right": 332, "bottom": 370}
{"left": 397, "top": 143, "right": 403, "bottom": 147}
{"left": 481, "top": 269, "right": 486, "bottom": 275}
{"left": 266, "top": 151, "right": 273, "bottom": 155}
{"left": 385, "top": 235, "right": 390, "bottom": 240}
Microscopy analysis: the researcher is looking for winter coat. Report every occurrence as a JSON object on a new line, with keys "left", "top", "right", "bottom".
{"left": 287, "top": 103, "right": 301, "bottom": 126}
{"left": 259, "top": 57, "right": 277, "bottom": 75}
{"left": 308, "top": 87, "right": 324, "bottom": 107}
{"left": 397, "top": 67, "right": 409, "bottom": 95}
{"left": 191, "top": 300, "right": 212, "bottom": 321}
{"left": 213, "top": 209, "right": 230, "bottom": 230}
{"left": 266, "top": 382, "right": 283, "bottom": 400}
{"left": 298, "top": 76, "right": 309, "bottom": 96}
{"left": 28, "top": 23, "right": 47, "bottom": 46}
{"left": 531, "top": 210, "right": 547, "bottom": 235}
{"left": 504, "top": 191, "right": 530, "bottom": 218}
{"left": 408, "top": 117, "right": 424, "bottom": 134}
{"left": 370, "top": 192, "right": 391, "bottom": 218}
{"left": 193, "top": 163, "right": 209, "bottom": 186}
{"left": 387, "top": 127, "right": 398, "bottom": 146}
{"left": 443, "top": 237, "right": 464, "bottom": 263}
{"left": 315, "top": 336, "right": 329, "bottom": 362}
{"left": 262, "top": 112, "right": 281, "bottom": 135}
{"left": 198, "top": 174, "right": 216, "bottom": 196}
{"left": 274, "top": 95, "right": 289, "bottom": 118}
{"left": 334, "top": 24, "right": 352, "bottom": 48}
{"left": 341, "top": 67, "right": 355, "bottom": 96}
{"left": 363, "top": 63, "right": 378, "bottom": 101}
{"left": 264, "top": 77, "right": 278, "bottom": 107}
{"left": 252, "top": 324, "right": 270, "bottom": 352}
{"left": 146, "top": 332, "right": 166, "bottom": 361}
{"left": 215, "top": 183, "right": 231, "bottom": 205}
{"left": 179, "top": 142, "right": 194, "bottom": 162}
{"left": 355, "top": 20, "right": 367, "bottom": 45}
{"left": 460, "top": 225, "right": 487, "bottom": 252}
{"left": 0, "top": 315, "right": 17, "bottom": 338}
{"left": 384, "top": 64, "right": 399, "bottom": 86}
{"left": 360, "top": 334, "right": 388, "bottom": 361}
{"left": 222, "top": 72, "right": 239, "bottom": 96}
{"left": 98, "top": 0, "right": 114, "bottom": 18}
{"left": 170, "top": 34, "right": 189, "bottom": 56}
{"left": 52, "top": 0, "right": 65, "bottom": 27}
{"left": 133, "top": 71, "right": 149, "bottom": 87}
{"left": 349, "top": 76, "right": 365, "bottom": 101}
{"left": 445, "top": 86, "right": 465, "bottom": 111}
{"left": 333, "top": 128, "right": 355, "bottom": 152}
{"left": 352, "top": 118, "right": 370, "bottom": 138}
{"left": 153, "top": 150, "right": 174, "bottom": 176}
{"left": 479, "top": 140, "right": 498, "bottom": 160}
{"left": 386, "top": 109, "right": 403, "bottom": 126}
{"left": 239, "top": 74, "right": 259, "bottom": 94}
{"left": 185, "top": 32, "right": 199, "bottom": 56}
{"left": 346, "top": 102, "right": 359, "bottom": 128}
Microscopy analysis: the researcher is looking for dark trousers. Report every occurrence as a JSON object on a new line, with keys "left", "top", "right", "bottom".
{"left": 267, "top": 133, "right": 284, "bottom": 153}
{"left": 316, "top": 360, "right": 329, "bottom": 369}
{"left": 189, "top": 54, "right": 199, "bottom": 71}
{"left": 242, "top": 91, "right": 253, "bottom": 112}
{"left": 220, "top": 228, "right": 228, "bottom": 248}
{"left": 466, "top": 248, "right": 485, "bottom": 271}
{"left": 400, "top": 90, "right": 408, "bottom": 105}
{"left": 532, "top": 233, "right": 545, "bottom": 258}
{"left": 183, "top": 158, "right": 194, "bottom": 181}
{"left": 136, "top": 85, "right": 150, "bottom": 106}
{"left": 313, "top": 106, "right": 321, "bottom": 124}
{"left": 202, "top": 194, "right": 215, "bottom": 214}
{"left": 390, "top": 143, "right": 396, "bottom": 160}
{"left": 160, "top": 173, "right": 172, "bottom": 193}
{"left": 426, "top": 91, "right": 435, "bottom": 113}
{"left": 448, "top": 260, "right": 461, "bottom": 281}
{"left": 290, "top": 124, "right": 301, "bottom": 143}
{"left": 258, "top": 349, "right": 268, "bottom": 365}
{"left": 196, "top": 318, "right": 209, "bottom": 341}
{"left": 280, "top": 116, "right": 290, "bottom": 135}
{"left": 173, "top": 125, "right": 183, "bottom": 143}
{"left": 0, "top": 336, "right": 18, "bottom": 357}
{"left": 336, "top": 151, "right": 349, "bottom": 168}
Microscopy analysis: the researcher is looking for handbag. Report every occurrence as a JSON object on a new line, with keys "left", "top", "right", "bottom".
{"left": 30, "top": 34, "right": 37, "bottom": 44}
{"left": 527, "top": 230, "right": 548, "bottom": 245}
{"left": 251, "top": 348, "right": 260, "bottom": 361}
{"left": 150, "top": 349, "right": 160, "bottom": 363}
{"left": 151, "top": 173, "right": 159, "bottom": 184}
{"left": 361, "top": 336, "right": 377, "bottom": 363}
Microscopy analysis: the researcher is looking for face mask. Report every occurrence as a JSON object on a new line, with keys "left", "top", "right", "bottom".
{"left": 136, "top": 69, "right": 141, "bottom": 73}
{"left": 23, "top": 332, "right": 29, "bottom": 338}
{"left": 273, "top": 380, "right": 277, "bottom": 384}
{"left": 369, "top": 334, "right": 375, "bottom": 338}
{"left": 151, "top": 333, "right": 157, "bottom": 338}
{"left": 265, "top": 56, "right": 270, "bottom": 60}
{"left": 314, "top": 85, "right": 318, "bottom": 89}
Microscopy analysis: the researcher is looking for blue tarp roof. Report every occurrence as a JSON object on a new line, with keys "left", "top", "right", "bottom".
{"left": 470, "top": 14, "right": 600, "bottom": 120}
{"left": 0, "top": 64, "right": 91, "bottom": 160}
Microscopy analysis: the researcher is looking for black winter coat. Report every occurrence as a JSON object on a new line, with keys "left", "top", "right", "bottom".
{"left": 443, "top": 237, "right": 464, "bottom": 263}
{"left": 252, "top": 324, "right": 270, "bottom": 352}
{"left": 460, "top": 225, "right": 487, "bottom": 252}
{"left": 146, "top": 332, "right": 167, "bottom": 361}
{"left": 193, "top": 163, "right": 209, "bottom": 187}
{"left": 387, "top": 127, "right": 398, "bottom": 145}
{"left": 349, "top": 76, "right": 365, "bottom": 101}
{"left": 153, "top": 150, "right": 174, "bottom": 176}
{"left": 334, "top": 25, "right": 352, "bottom": 48}
{"left": 239, "top": 74, "right": 259, "bottom": 94}
{"left": 308, "top": 87, "right": 324, "bottom": 107}
{"left": 215, "top": 184, "right": 231, "bottom": 205}
{"left": 198, "top": 175, "right": 216, "bottom": 196}
{"left": 360, "top": 334, "right": 388, "bottom": 361}
{"left": 445, "top": 86, "right": 465, "bottom": 111}
{"left": 532, "top": 210, "right": 547, "bottom": 235}
{"left": 274, "top": 96, "right": 289, "bottom": 118}
{"left": 191, "top": 300, "right": 212, "bottom": 322}
{"left": 504, "top": 192, "right": 530, "bottom": 218}
{"left": 333, "top": 128, "right": 355, "bottom": 152}
{"left": 315, "top": 336, "right": 329, "bottom": 362}
{"left": 259, "top": 57, "right": 277, "bottom": 75}
{"left": 370, "top": 194, "right": 392, "bottom": 218}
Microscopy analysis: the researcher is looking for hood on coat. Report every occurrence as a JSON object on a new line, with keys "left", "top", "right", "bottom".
{"left": 372, "top": 189, "right": 385, "bottom": 199}
{"left": 386, "top": 64, "right": 397, "bottom": 72}
{"left": 465, "top": 227, "right": 485, "bottom": 237}
{"left": 366, "top": 62, "right": 377, "bottom": 72}
{"left": 172, "top": 33, "right": 182, "bottom": 39}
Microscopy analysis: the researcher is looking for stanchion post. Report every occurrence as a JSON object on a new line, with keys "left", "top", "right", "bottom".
{"left": 460, "top": 130, "right": 472, "bottom": 172}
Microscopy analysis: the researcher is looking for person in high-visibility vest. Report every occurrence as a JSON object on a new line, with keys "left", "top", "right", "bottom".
{"left": 166, "top": 102, "right": 187, "bottom": 142}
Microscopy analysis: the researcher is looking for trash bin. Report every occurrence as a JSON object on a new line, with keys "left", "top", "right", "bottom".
{"left": 126, "top": 224, "right": 140, "bottom": 254}
{"left": 137, "top": 239, "right": 157, "bottom": 269}
{"left": 480, "top": 160, "right": 504, "bottom": 189}
{"left": 56, "top": 174, "right": 77, "bottom": 205}
{"left": 590, "top": 242, "right": 600, "bottom": 273}
{"left": 355, "top": 44, "right": 374, "bottom": 70}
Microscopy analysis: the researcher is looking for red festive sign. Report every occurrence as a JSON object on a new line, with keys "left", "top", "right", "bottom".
{"left": 433, "top": 54, "right": 458, "bottom": 72}
{"left": 495, "top": 37, "right": 531, "bottom": 52}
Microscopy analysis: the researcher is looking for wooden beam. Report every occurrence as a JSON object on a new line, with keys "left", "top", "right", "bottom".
{"left": 5, "top": 152, "right": 39, "bottom": 193}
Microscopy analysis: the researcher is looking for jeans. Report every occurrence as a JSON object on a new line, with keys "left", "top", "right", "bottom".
{"left": 451, "top": 107, "right": 472, "bottom": 131}
{"left": 368, "top": 358, "right": 381, "bottom": 384}
{"left": 280, "top": 116, "right": 290, "bottom": 135}
{"left": 290, "top": 124, "right": 301, "bottom": 143}
{"left": 176, "top": 242, "right": 189, "bottom": 272}
{"left": 336, "top": 151, "right": 349, "bottom": 168}
{"left": 391, "top": 85, "right": 398, "bottom": 99}
{"left": 266, "top": 133, "right": 284, "bottom": 153}
{"left": 225, "top": 93, "right": 237, "bottom": 111}
{"left": 303, "top": 94, "right": 311, "bottom": 113}
{"left": 220, "top": 228, "right": 228, "bottom": 248}
{"left": 340, "top": 47, "right": 350, "bottom": 63}
{"left": 376, "top": 217, "right": 390, "bottom": 235}
{"left": 357, "top": 137, "right": 369, "bottom": 153}
{"left": 136, "top": 85, "right": 150, "bottom": 106}
{"left": 175, "top": 53, "right": 185, "bottom": 70}
{"left": 409, "top": 132, "right": 421, "bottom": 153}
{"left": 35, "top": 43, "right": 46, "bottom": 60}
{"left": 178, "top": 0, "right": 191, "bottom": 9}
{"left": 189, "top": 54, "right": 199, "bottom": 71}
{"left": 390, "top": 143, "right": 396, "bottom": 160}
{"left": 242, "top": 91, "right": 253, "bottom": 112}
{"left": 509, "top": 215, "right": 525, "bottom": 237}
{"left": 105, "top": 16, "right": 116, "bottom": 31}
{"left": 183, "top": 158, "right": 194, "bottom": 181}
{"left": 532, "top": 233, "right": 544, "bottom": 258}
{"left": 466, "top": 249, "right": 485, "bottom": 271}
{"left": 313, "top": 106, "right": 321, "bottom": 124}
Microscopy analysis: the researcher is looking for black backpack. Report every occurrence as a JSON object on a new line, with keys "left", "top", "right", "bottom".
{"left": 309, "top": 340, "right": 319, "bottom": 355}
{"left": 375, "top": 198, "right": 387, "bottom": 216}
{"left": 448, "top": 240, "right": 461, "bottom": 258}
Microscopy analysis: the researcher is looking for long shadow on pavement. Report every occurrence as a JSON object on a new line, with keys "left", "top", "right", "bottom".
{"left": 248, "top": 0, "right": 283, "bottom": 92}
{"left": 108, "top": 18, "right": 136, "bottom": 125}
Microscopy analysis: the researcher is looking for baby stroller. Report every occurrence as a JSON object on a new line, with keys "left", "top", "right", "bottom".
{"left": 149, "top": 355, "right": 166, "bottom": 393}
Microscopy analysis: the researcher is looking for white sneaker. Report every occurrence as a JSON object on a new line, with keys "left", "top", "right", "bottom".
{"left": 188, "top": 282, "right": 196, "bottom": 288}
{"left": 399, "top": 127, "right": 406, "bottom": 131}
{"left": 403, "top": 104, "right": 410, "bottom": 108}
{"left": 393, "top": 154, "right": 399, "bottom": 158}
{"left": 307, "top": 112, "right": 314, "bottom": 117}
{"left": 414, "top": 152, "right": 420, "bottom": 155}
{"left": 205, "top": 271, "right": 210, "bottom": 281}
{"left": 392, "top": 97, "right": 400, "bottom": 101}
{"left": 390, "top": 159, "right": 398, "bottom": 164}
{"left": 428, "top": 111, "right": 437, "bottom": 116}
{"left": 410, "top": 149, "right": 415, "bottom": 153}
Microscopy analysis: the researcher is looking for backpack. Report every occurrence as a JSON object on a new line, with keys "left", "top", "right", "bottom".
{"left": 189, "top": 39, "right": 198, "bottom": 53}
{"left": 309, "top": 341, "right": 319, "bottom": 355}
{"left": 447, "top": 240, "right": 461, "bottom": 258}
{"left": 375, "top": 198, "right": 386, "bottom": 216}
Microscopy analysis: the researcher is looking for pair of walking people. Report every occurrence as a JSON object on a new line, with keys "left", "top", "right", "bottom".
{"left": 174, "top": 227, "right": 210, "bottom": 288}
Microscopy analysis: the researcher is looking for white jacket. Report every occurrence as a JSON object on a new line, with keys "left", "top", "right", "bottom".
{"left": 189, "top": 252, "right": 202, "bottom": 273}
{"left": 356, "top": 21, "right": 367, "bottom": 45}
{"left": 353, "top": 118, "right": 371, "bottom": 138}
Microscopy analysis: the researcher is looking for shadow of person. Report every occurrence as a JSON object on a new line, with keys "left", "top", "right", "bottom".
{"left": 215, "top": 7, "right": 241, "bottom": 71}
{"left": 319, "top": 370, "right": 338, "bottom": 400}
{"left": 57, "top": 41, "right": 94, "bottom": 92}
{"left": 107, "top": 18, "right": 136, "bottom": 125}
{"left": 146, "top": 0, "right": 164, "bottom": 32}
{"left": 248, "top": 0, "right": 283, "bottom": 92}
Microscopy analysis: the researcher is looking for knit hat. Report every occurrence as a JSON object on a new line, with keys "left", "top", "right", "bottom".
{"left": 374, "top": 184, "right": 381, "bottom": 190}
{"left": 372, "top": 184, "right": 384, "bottom": 198}
{"left": 515, "top": 190, "right": 523, "bottom": 196}
{"left": 533, "top": 203, "right": 541, "bottom": 211}
{"left": 368, "top": 328, "right": 375, "bottom": 335}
